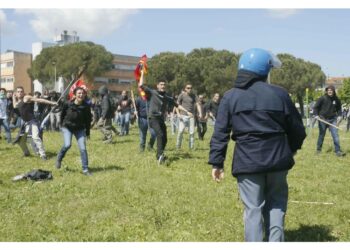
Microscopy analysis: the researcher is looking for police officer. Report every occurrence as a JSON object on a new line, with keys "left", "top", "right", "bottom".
{"left": 209, "top": 48, "right": 306, "bottom": 241}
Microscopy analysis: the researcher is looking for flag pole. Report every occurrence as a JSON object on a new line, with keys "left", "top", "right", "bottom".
{"left": 40, "top": 65, "right": 87, "bottom": 128}
{"left": 130, "top": 89, "right": 138, "bottom": 121}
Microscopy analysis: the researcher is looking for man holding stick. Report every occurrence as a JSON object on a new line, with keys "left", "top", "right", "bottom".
{"left": 313, "top": 85, "right": 345, "bottom": 156}
{"left": 13, "top": 86, "right": 57, "bottom": 160}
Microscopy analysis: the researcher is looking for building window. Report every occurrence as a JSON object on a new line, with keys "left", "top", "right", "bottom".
{"left": 0, "top": 61, "right": 14, "bottom": 68}
{"left": 6, "top": 77, "right": 14, "bottom": 83}
{"left": 108, "top": 78, "right": 119, "bottom": 84}
{"left": 114, "top": 64, "right": 134, "bottom": 71}
{"left": 94, "top": 77, "right": 108, "bottom": 84}
{"left": 119, "top": 79, "right": 133, "bottom": 84}
{"left": 6, "top": 61, "right": 14, "bottom": 67}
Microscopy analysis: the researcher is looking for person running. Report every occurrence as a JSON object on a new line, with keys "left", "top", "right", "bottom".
{"left": 209, "top": 48, "right": 306, "bottom": 242}
{"left": 139, "top": 76, "right": 192, "bottom": 164}
{"left": 56, "top": 87, "right": 92, "bottom": 176}
{"left": 12, "top": 86, "right": 57, "bottom": 160}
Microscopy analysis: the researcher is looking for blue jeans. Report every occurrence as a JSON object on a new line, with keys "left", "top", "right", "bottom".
{"left": 237, "top": 170, "right": 288, "bottom": 242}
{"left": 120, "top": 111, "right": 130, "bottom": 135}
{"left": 317, "top": 118, "right": 341, "bottom": 152}
{"left": 57, "top": 127, "right": 88, "bottom": 171}
{"left": 10, "top": 115, "right": 23, "bottom": 129}
{"left": 176, "top": 115, "right": 195, "bottom": 149}
{"left": 0, "top": 118, "right": 11, "bottom": 143}
{"left": 138, "top": 117, "right": 156, "bottom": 149}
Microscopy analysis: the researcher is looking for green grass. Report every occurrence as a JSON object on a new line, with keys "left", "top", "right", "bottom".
{"left": 0, "top": 123, "right": 350, "bottom": 241}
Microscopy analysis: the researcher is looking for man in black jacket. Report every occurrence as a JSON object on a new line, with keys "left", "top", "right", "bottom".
{"left": 313, "top": 85, "right": 345, "bottom": 156}
{"left": 97, "top": 85, "right": 116, "bottom": 144}
{"left": 139, "top": 76, "right": 192, "bottom": 164}
{"left": 209, "top": 48, "right": 306, "bottom": 241}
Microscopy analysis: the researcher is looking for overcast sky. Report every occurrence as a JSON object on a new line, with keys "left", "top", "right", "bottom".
{"left": 1, "top": 5, "right": 350, "bottom": 77}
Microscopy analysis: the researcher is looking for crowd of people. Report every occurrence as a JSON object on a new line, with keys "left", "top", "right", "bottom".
{"left": 0, "top": 83, "right": 222, "bottom": 169}
{"left": 1, "top": 47, "right": 349, "bottom": 242}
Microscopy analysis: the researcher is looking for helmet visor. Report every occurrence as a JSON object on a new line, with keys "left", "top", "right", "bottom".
{"left": 268, "top": 52, "right": 282, "bottom": 69}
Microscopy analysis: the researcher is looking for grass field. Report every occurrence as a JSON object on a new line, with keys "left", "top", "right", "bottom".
{"left": 0, "top": 122, "right": 350, "bottom": 242}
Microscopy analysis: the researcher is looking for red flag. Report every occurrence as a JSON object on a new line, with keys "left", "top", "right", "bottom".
{"left": 134, "top": 55, "right": 148, "bottom": 100}
{"left": 68, "top": 79, "right": 88, "bottom": 100}
{"left": 134, "top": 54, "right": 148, "bottom": 82}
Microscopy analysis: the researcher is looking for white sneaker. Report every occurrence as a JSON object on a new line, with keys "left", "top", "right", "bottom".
{"left": 158, "top": 154, "right": 166, "bottom": 165}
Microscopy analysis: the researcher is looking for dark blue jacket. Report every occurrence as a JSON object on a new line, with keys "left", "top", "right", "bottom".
{"left": 135, "top": 97, "right": 148, "bottom": 118}
{"left": 209, "top": 70, "right": 306, "bottom": 176}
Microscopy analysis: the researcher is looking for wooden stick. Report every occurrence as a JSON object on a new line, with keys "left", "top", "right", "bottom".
{"left": 290, "top": 200, "right": 334, "bottom": 205}
{"left": 316, "top": 117, "right": 341, "bottom": 130}
{"left": 130, "top": 90, "right": 138, "bottom": 120}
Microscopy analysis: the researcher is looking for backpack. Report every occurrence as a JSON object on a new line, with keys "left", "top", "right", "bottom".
{"left": 25, "top": 169, "right": 53, "bottom": 181}
{"left": 13, "top": 169, "right": 53, "bottom": 182}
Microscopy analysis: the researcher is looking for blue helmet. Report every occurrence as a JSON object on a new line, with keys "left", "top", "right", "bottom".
{"left": 238, "top": 48, "right": 282, "bottom": 76}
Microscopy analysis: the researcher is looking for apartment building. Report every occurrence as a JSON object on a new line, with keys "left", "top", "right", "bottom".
{"left": 92, "top": 54, "right": 140, "bottom": 94}
{"left": 0, "top": 50, "right": 32, "bottom": 93}
{"left": 325, "top": 77, "right": 348, "bottom": 90}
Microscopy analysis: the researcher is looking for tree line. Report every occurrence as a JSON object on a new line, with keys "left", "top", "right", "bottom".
{"left": 30, "top": 42, "right": 332, "bottom": 114}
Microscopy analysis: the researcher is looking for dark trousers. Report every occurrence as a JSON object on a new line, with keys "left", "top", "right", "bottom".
{"left": 197, "top": 121, "right": 207, "bottom": 140}
{"left": 149, "top": 117, "right": 167, "bottom": 159}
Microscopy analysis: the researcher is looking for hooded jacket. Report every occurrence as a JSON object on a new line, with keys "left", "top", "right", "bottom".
{"left": 98, "top": 85, "right": 114, "bottom": 119}
{"left": 209, "top": 70, "right": 306, "bottom": 176}
{"left": 313, "top": 85, "right": 341, "bottom": 119}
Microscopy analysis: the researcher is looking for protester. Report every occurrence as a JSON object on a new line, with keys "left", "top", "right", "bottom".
{"left": 135, "top": 96, "right": 156, "bottom": 152}
{"left": 209, "top": 48, "right": 306, "bottom": 241}
{"left": 56, "top": 87, "right": 92, "bottom": 176}
{"left": 169, "top": 95, "right": 179, "bottom": 136}
{"left": 90, "top": 95, "right": 101, "bottom": 128}
{"left": 347, "top": 107, "right": 350, "bottom": 132}
{"left": 0, "top": 88, "right": 11, "bottom": 143}
{"left": 48, "top": 91, "right": 61, "bottom": 131}
{"left": 97, "top": 85, "right": 116, "bottom": 144}
{"left": 33, "top": 91, "right": 45, "bottom": 121}
{"left": 196, "top": 94, "right": 208, "bottom": 140}
{"left": 176, "top": 84, "right": 202, "bottom": 150}
{"left": 117, "top": 91, "right": 133, "bottom": 136}
{"left": 6, "top": 91, "right": 14, "bottom": 129}
{"left": 139, "top": 75, "right": 192, "bottom": 164}
{"left": 313, "top": 85, "right": 345, "bottom": 156}
{"left": 12, "top": 86, "right": 57, "bottom": 160}
{"left": 207, "top": 93, "right": 220, "bottom": 125}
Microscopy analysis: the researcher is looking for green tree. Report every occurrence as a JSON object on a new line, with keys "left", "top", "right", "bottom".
{"left": 28, "top": 42, "right": 114, "bottom": 89}
{"left": 147, "top": 52, "right": 186, "bottom": 95}
{"left": 271, "top": 53, "right": 326, "bottom": 117}
{"left": 147, "top": 48, "right": 238, "bottom": 98}
{"left": 338, "top": 78, "right": 350, "bottom": 105}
